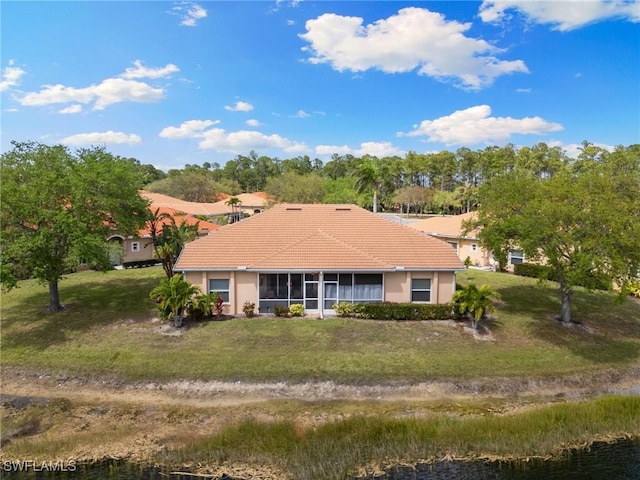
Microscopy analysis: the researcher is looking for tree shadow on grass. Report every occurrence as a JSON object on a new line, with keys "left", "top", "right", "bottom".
{"left": 497, "top": 284, "right": 640, "bottom": 363}
{"left": 1, "top": 276, "right": 160, "bottom": 350}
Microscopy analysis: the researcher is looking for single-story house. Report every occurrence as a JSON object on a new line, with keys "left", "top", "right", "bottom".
{"left": 174, "top": 204, "right": 464, "bottom": 317}
{"left": 107, "top": 206, "right": 219, "bottom": 266}
{"left": 409, "top": 212, "right": 524, "bottom": 268}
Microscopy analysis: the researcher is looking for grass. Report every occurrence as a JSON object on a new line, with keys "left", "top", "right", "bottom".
{"left": 159, "top": 395, "right": 640, "bottom": 480}
{"left": 1, "top": 266, "right": 639, "bottom": 382}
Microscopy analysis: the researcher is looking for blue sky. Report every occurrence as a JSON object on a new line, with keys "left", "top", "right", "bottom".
{"left": 2, "top": 1, "right": 638, "bottom": 170}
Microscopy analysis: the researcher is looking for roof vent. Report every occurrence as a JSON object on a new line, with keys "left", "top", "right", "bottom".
{"left": 285, "top": 207, "right": 302, "bottom": 211}
{"left": 335, "top": 207, "right": 351, "bottom": 211}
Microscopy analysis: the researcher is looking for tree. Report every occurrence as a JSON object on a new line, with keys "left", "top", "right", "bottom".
{"left": 1, "top": 142, "right": 149, "bottom": 311}
{"left": 225, "top": 196, "right": 243, "bottom": 223}
{"left": 475, "top": 156, "right": 640, "bottom": 324}
{"left": 266, "top": 172, "right": 325, "bottom": 203}
{"left": 149, "top": 275, "right": 201, "bottom": 327}
{"left": 453, "top": 283, "right": 497, "bottom": 330}
{"left": 393, "top": 186, "right": 433, "bottom": 216}
{"left": 150, "top": 215, "right": 200, "bottom": 279}
{"left": 354, "top": 156, "right": 385, "bottom": 212}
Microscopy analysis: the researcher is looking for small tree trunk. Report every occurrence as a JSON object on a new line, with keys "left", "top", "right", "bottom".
{"left": 560, "top": 288, "right": 572, "bottom": 323}
{"left": 48, "top": 280, "right": 63, "bottom": 312}
{"left": 373, "top": 190, "right": 378, "bottom": 213}
{"left": 173, "top": 311, "right": 183, "bottom": 328}
{"left": 557, "top": 269, "right": 572, "bottom": 323}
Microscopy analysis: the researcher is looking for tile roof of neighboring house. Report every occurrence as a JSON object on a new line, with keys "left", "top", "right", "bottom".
{"left": 140, "top": 191, "right": 269, "bottom": 216}
{"left": 175, "top": 204, "right": 464, "bottom": 271}
{"left": 409, "top": 212, "right": 479, "bottom": 239}
{"left": 138, "top": 206, "right": 219, "bottom": 237}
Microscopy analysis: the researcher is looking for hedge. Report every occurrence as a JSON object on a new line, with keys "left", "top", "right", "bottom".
{"left": 122, "top": 260, "right": 160, "bottom": 269}
{"left": 334, "top": 301, "right": 455, "bottom": 321}
{"left": 514, "top": 263, "right": 611, "bottom": 290}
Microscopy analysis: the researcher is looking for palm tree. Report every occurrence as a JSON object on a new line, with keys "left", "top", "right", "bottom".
{"left": 453, "top": 283, "right": 498, "bottom": 330}
{"left": 225, "top": 196, "right": 242, "bottom": 223}
{"left": 354, "top": 157, "right": 382, "bottom": 213}
{"left": 149, "top": 275, "right": 202, "bottom": 327}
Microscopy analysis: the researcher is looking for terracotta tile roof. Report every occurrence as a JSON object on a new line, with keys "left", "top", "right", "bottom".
{"left": 138, "top": 206, "right": 219, "bottom": 237}
{"left": 409, "top": 212, "right": 479, "bottom": 239}
{"left": 175, "top": 204, "right": 464, "bottom": 271}
{"left": 140, "top": 191, "right": 269, "bottom": 216}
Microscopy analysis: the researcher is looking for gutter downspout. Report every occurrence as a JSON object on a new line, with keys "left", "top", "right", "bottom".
{"left": 319, "top": 270, "right": 324, "bottom": 319}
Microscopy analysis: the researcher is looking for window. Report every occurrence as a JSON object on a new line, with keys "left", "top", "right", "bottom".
{"left": 471, "top": 244, "right": 477, "bottom": 252}
{"left": 448, "top": 242, "right": 458, "bottom": 251}
{"left": 509, "top": 250, "right": 524, "bottom": 265}
{"left": 353, "top": 274, "right": 383, "bottom": 303}
{"left": 411, "top": 278, "right": 431, "bottom": 303}
{"left": 209, "top": 279, "right": 230, "bottom": 302}
{"left": 131, "top": 241, "right": 140, "bottom": 253}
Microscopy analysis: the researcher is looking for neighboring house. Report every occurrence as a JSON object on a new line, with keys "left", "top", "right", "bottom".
{"left": 140, "top": 191, "right": 270, "bottom": 224}
{"left": 174, "top": 204, "right": 464, "bottom": 317}
{"left": 107, "top": 206, "right": 219, "bottom": 266}
{"left": 409, "top": 212, "right": 524, "bottom": 269}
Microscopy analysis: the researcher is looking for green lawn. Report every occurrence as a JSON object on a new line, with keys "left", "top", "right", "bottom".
{"left": 1, "top": 266, "right": 639, "bottom": 383}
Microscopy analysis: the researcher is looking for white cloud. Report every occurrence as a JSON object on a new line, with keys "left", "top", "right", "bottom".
{"left": 159, "top": 119, "right": 218, "bottom": 139}
{"left": 224, "top": 101, "right": 254, "bottom": 112}
{"left": 479, "top": 0, "right": 640, "bottom": 31}
{"left": 246, "top": 119, "right": 263, "bottom": 127}
{"left": 0, "top": 62, "right": 26, "bottom": 92}
{"left": 121, "top": 60, "right": 179, "bottom": 79}
{"left": 92, "top": 78, "right": 165, "bottom": 110}
{"left": 61, "top": 131, "right": 142, "bottom": 145}
{"left": 315, "top": 141, "right": 404, "bottom": 157}
{"left": 399, "top": 105, "right": 563, "bottom": 145}
{"left": 199, "top": 129, "right": 308, "bottom": 153}
{"left": 18, "top": 78, "right": 164, "bottom": 110}
{"left": 159, "top": 119, "right": 308, "bottom": 154}
{"left": 18, "top": 62, "right": 174, "bottom": 110}
{"left": 547, "top": 140, "right": 615, "bottom": 159}
{"left": 59, "top": 104, "right": 82, "bottom": 114}
{"left": 171, "top": 1, "right": 207, "bottom": 27}
{"left": 299, "top": 7, "right": 528, "bottom": 90}
{"left": 294, "top": 110, "right": 311, "bottom": 118}
{"left": 516, "top": 88, "right": 531, "bottom": 93}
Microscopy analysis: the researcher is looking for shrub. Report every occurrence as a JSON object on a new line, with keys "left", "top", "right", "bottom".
{"left": 625, "top": 280, "right": 640, "bottom": 298}
{"left": 513, "top": 263, "right": 555, "bottom": 280}
{"left": 123, "top": 259, "right": 159, "bottom": 269}
{"left": 289, "top": 304, "right": 305, "bottom": 317}
{"left": 189, "top": 293, "right": 216, "bottom": 321}
{"left": 514, "top": 263, "right": 611, "bottom": 290}
{"left": 463, "top": 256, "right": 472, "bottom": 268}
{"left": 273, "top": 305, "right": 290, "bottom": 317}
{"left": 333, "top": 301, "right": 354, "bottom": 317}
{"left": 243, "top": 301, "right": 256, "bottom": 318}
{"left": 344, "top": 302, "right": 454, "bottom": 321}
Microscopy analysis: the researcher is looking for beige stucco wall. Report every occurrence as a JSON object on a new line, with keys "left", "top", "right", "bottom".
{"left": 121, "top": 238, "right": 155, "bottom": 263}
{"left": 436, "top": 235, "right": 491, "bottom": 267}
{"left": 384, "top": 272, "right": 407, "bottom": 303}
{"left": 182, "top": 269, "right": 458, "bottom": 315}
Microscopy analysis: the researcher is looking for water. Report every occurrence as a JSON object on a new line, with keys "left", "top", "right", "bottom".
{"left": 2, "top": 439, "right": 639, "bottom": 480}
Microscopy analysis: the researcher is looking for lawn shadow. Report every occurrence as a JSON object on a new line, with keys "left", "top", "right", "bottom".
{"left": 1, "top": 276, "right": 160, "bottom": 350}
{"left": 497, "top": 283, "right": 640, "bottom": 364}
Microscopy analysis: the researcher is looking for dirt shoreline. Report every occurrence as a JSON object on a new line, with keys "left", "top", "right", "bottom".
{"left": 2, "top": 365, "right": 639, "bottom": 479}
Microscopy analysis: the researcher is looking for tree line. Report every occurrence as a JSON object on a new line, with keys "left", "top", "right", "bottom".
{"left": 143, "top": 141, "right": 635, "bottom": 216}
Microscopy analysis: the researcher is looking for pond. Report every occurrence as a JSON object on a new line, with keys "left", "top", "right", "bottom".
{"left": 2, "top": 438, "right": 639, "bottom": 480}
